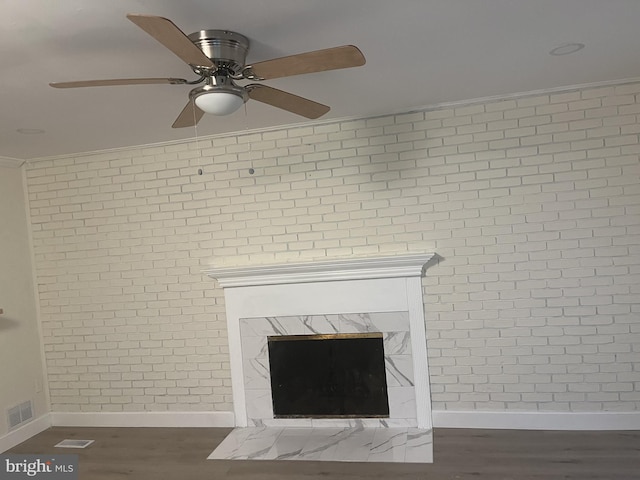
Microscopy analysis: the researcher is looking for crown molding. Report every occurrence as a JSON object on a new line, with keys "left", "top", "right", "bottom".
{"left": 0, "top": 156, "right": 25, "bottom": 168}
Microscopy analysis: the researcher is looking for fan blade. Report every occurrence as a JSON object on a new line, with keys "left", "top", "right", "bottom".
{"left": 172, "top": 100, "right": 205, "bottom": 128}
{"left": 126, "top": 14, "right": 215, "bottom": 69}
{"left": 49, "top": 78, "right": 188, "bottom": 88}
{"left": 247, "top": 85, "right": 329, "bottom": 119}
{"left": 246, "top": 45, "right": 365, "bottom": 80}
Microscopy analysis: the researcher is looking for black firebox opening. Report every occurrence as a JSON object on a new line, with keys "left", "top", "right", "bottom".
{"left": 267, "top": 333, "right": 390, "bottom": 418}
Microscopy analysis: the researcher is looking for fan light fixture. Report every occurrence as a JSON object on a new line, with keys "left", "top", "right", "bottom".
{"left": 194, "top": 90, "right": 245, "bottom": 115}
{"left": 190, "top": 74, "right": 248, "bottom": 116}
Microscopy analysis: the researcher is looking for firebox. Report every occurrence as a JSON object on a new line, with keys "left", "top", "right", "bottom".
{"left": 267, "top": 332, "right": 390, "bottom": 418}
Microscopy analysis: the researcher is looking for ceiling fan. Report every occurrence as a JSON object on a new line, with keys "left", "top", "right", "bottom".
{"left": 49, "top": 14, "right": 366, "bottom": 128}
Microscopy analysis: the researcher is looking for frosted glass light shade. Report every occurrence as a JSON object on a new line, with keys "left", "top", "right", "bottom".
{"left": 195, "top": 91, "right": 245, "bottom": 115}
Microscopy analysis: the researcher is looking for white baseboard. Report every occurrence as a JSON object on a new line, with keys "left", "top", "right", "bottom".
{"left": 7, "top": 411, "right": 636, "bottom": 440}
{"left": 0, "top": 414, "right": 52, "bottom": 453}
{"left": 432, "top": 410, "right": 640, "bottom": 431}
{"left": 50, "top": 411, "right": 235, "bottom": 428}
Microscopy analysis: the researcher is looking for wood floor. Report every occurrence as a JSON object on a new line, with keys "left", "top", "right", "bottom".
{"left": 8, "top": 426, "right": 640, "bottom": 479}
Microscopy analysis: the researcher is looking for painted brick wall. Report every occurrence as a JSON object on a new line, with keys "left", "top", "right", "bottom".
{"left": 26, "top": 81, "right": 640, "bottom": 413}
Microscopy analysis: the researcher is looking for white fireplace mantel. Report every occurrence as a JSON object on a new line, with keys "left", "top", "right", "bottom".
{"left": 206, "top": 253, "right": 436, "bottom": 429}
{"left": 204, "top": 254, "right": 434, "bottom": 288}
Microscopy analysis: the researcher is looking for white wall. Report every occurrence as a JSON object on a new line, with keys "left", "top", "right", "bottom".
{"left": 0, "top": 165, "right": 47, "bottom": 435}
{"left": 25, "top": 81, "right": 640, "bottom": 414}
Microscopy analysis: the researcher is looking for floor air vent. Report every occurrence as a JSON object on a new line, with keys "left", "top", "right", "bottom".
{"left": 7, "top": 400, "right": 33, "bottom": 430}
{"left": 55, "top": 439, "right": 95, "bottom": 448}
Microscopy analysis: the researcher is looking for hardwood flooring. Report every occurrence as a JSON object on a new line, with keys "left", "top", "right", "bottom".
{"left": 8, "top": 427, "right": 640, "bottom": 479}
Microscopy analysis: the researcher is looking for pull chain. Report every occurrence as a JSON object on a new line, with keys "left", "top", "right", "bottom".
{"left": 244, "top": 103, "right": 255, "bottom": 175}
{"left": 193, "top": 99, "right": 204, "bottom": 176}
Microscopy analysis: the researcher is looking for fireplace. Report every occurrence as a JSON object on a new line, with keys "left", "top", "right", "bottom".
{"left": 268, "top": 333, "right": 390, "bottom": 418}
{"left": 206, "top": 253, "right": 436, "bottom": 429}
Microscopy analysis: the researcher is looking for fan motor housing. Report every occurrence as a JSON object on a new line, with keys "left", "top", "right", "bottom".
{"left": 188, "top": 29, "right": 249, "bottom": 73}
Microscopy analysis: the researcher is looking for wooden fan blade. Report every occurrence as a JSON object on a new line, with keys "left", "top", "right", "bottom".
{"left": 49, "top": 78, "right": 188, "bottom": 88}
{"left": 126, "top": 14, "right": 215, "bottom": 68}
{"left": 247, "top": 85, "right": 329, "bottom": 119}
{"left": 172, "top": 100, "right": 205, "bottom": 128}
{"left": 247, "top": 45, "right": 365, "bottom": 80}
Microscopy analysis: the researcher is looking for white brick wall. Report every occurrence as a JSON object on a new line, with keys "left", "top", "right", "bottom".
{"left": 26, "top": 81, "right": 640, "bottom": 413}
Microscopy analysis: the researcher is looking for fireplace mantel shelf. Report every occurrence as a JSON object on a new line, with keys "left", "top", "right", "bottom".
{"left": 205, "top": 253, "right": 435, "bottom": 287}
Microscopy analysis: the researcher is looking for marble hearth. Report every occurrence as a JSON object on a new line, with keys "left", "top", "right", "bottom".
{"left": 206, "top": 254, "right": 436, "bottom": 463}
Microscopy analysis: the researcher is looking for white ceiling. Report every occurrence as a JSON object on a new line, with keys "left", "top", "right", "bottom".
{"left": 2, "top": 0, "right": 640, "bottom": 160}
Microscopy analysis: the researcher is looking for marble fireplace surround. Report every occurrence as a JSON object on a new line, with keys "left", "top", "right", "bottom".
{"left": 206, "top": 254, "right": 436, "bottom": 430}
